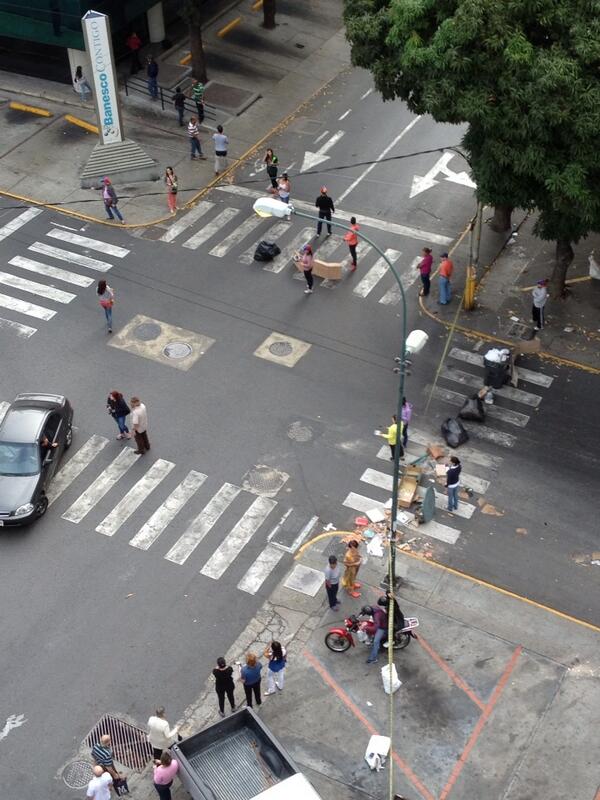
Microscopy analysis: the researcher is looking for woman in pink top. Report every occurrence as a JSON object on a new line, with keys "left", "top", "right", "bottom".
{"left": 416, "top": 247, "right": 433, "bottom": 297}
{"left": 153, "top": 751, "right": 179, "bottom": 800}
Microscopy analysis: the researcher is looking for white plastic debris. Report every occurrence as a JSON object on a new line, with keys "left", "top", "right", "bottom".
{"left": 367, "top": 508, "right": 386, "bottom": 523}
{"left": 367, "top": 534, "right": 384, "bottom": 557}
{"left": 365, "top": 734, "right": 391, "bottom": 771}
{"left": 589, "top": 252, "right": 600, "bottom": 280}
{"left": 381, "top": 663, "right": 402, "bottom": 694}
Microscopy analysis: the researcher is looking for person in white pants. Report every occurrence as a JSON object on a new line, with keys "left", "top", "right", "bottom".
{"left": 263, "top": 641, "right": 286, "bottom": 695}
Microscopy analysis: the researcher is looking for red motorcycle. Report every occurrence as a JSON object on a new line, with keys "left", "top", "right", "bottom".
{"left": 325, "top": 613, "right": 419, "bottom": 653}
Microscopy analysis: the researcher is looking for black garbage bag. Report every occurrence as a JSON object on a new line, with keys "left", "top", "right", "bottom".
{"left": 253, "top": 240, "right": 281, "bottom": 262}
{"left": 459, "top": 394, "right": 485, "bottom": 422}
{"left": 441, "top": 417, "right": 469, "bottom": 448}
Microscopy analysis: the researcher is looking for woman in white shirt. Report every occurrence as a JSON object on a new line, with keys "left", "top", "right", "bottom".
{"left": 147, "top": 707, "right": 179, "bottom": 761}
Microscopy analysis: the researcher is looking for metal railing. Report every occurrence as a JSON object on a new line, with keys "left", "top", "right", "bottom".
{"left": 123, "top": 75, "right": 216, "bottom": 121}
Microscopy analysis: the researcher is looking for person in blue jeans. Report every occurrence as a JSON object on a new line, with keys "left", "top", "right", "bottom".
{"left": 446, "top": 456, "right": 461, "bottom": 512}
{"left": 366, "top": 604, "right": 388, "bottom": 664}
{"left": 147, "top": 55, "right": 159, "bottom": 99}
{"left": 240, "top": 653, "right": 262, "bottom": 707}
{"left": 106, "top": 391, "right": 131, "bottom": 440}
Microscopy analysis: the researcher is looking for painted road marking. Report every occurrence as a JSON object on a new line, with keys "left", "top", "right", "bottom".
{"left": 301, "top": 130, "right": 345, "bottom": 172}
{"left": 405, "top": 429, "right": 503, "bottom": 472}
{"left": 0, "top": 714, "right": 27, "bottom": 741}
{"left": 460, "top": 421, "right": 517, "bottom": 448}
{"left": 353, "top": 249, "right": 401, "bottom": 298}
{"left": 379, "top": 256, "right": 421, "bottom": 305}
{"left": 47, "top": 435, "right": 109, "bottom": 506}
{"left": 129, "top": 470, "right": 207, "bottom": 550}
{"left": 0, "top": 317, "right": 37, "bottom": 337}
{"left": 165, "top": 482, "right": 241, "bottom": 565}
{"left": 0, "top": 401, "right": 10, "bottom": 425}
{"left": 209, "top": 214, "right": 263, "bottom": 257}
{"left": 47, "top": 229, "right": 129, "bottom": 258}
{"left": 428, "top": 384, "right": 530, "bottom": 427}
{"left": 200, "top": 496, "right": 277, "bottom": 580}
{"left": 360, "top": 88, "right": 373, "bottom": 100}
{"left": 239, "top": 221, "right": 290, "bottom": 265}
{"left": 9, "top": 256, "right": 94, "bottom": 287}
{"left": 449, "top": 347, "right": 554, "bottom": 388}
{"left": 96, "top": 458, "right": 175, "bottom": 536}
{"left": 342, "top": 492, "right": 387, "bottom": 514}
{"left": 237, "top": 543, "right": 285, "bottom": 594}
{"left": 440, "top": 365, "right": 543, "bottom": 407}
{"left": 61, "top": 448, "right": 139, "bottom": 523}
{"left": 338, "top": 108, "right": 352, "bottom": 121}
{"left": 375, "top": 445, "right": 491, "bottom": 493}
{"left": 159, "top": 201, "right": 215, "bottom": 242}
{"left": 0, "top": 292, "right": 55, "bottom": 320}
{"left": 29, "top": 242, "right": 113, "bottom": 272}
{"left": 0, "top": 271, "right": 76, "bottom": 303}
{"left": 182, "top": 207, "right": 239, "bottom": 250}
{"left": 263, "top": 227, "right": 314, "bottom": 274}
{"left": 414, "top": 518, "right": 461, "bottom": 544}
{"left": 0, "top": 208, "right": 42, "bottom": 242}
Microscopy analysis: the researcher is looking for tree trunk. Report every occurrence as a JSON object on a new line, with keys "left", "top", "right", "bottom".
{"left": 263, "top": 0, "right": 276, "bottom": 29}
{"left": 550, "top": 238, "right": 574, "bottom": 298}
{"left": 189, "top": 22, "right": 207, "bottom": 83}
{"left": 489, "top": 204, "right": 513, "bottom": 233}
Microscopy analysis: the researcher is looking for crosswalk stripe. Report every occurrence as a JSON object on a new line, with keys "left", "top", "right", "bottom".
{"left": 165, "top": 482, "right": 241, "bottom": 565}
{"left": 208, "top": 214, "right": 263, "bottom": 257}
{"left": 0, "top": 270, "right": 76, "bottom": 303}
{"left": 405, "top": 429, "right": 503, "bottom": 471}
{"left": 61, "top": 448, "right": 139, "bottom": 523}
{"left": 0, "top": 401, "right": 10, "bottom": 425}
{"left": 353, "top": 249, "right": 401, "bottom": 298}
{"left": 0, "top": 317, "right": 37, "bottom": 337}
{"left": 29, "top": 242, "right": 113, "bottom": 272}
{"left": 159, "top": 201, "right": 215, "bottom": 242}
{"left": 96, "top": 458, "right": 175, "bottom": 536}
{"left": 343, "top": 491, "right": 387, "bottom": 514}
{"left": 239, "top": 221, "right": 290, "bottom": 265}
{"left": 129, "top": 470, "right": 207, "bottom": 551}
{"left": 182, "top": 207, "right": 240, "bottom": 249}
{"left": 0, "top": 208, "right": 42, "bottom": 242}
{"left": 9, "top": 256, "right": 94, "bottom": 288}
{"left": 200, "top": 496, "right": 277, "bottom": 580}
{"left": 315, "top": 234, "right": 345, "bottom": 260}
{"left": 47, "top": 435, "right": 109, "bottom": 506}
{"left": 0, "top": 292, "right": 55, "bottom": 320}
{"left": 414, "top": 519, "right": 461, "bottom": 544}
{"left": 439, "top": 365, "right": 542, "bottom": 407}
{"left": 433, "top": 490, "right": 475, "bottom": 519}
{"left": 47, "top": 229, "right": 129, "bottom": 258}
{"left": 427, "top": 384, "right": 530, "bottom": 427}
{"left": 379, "top": 256, "right": 421, "bottom": 305}
{"left": 460, "top": 421, "right": 516, "bottom": 449}
{"left": 263, "top": 227, "right": 314, "bottom": 274}
{"left": 449, "top": 347, "right": 553, "bottom": 388}
{"left": 237, "top": 543, "right": 285, "bottom": 594}
{"left": 375, "top": 445, "right": 491, "bottom": 493}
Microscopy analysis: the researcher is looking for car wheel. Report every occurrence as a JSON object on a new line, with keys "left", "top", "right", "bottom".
{"left": 35, "top": 495, "right": 48, "bottom": 518}
{"left": 65, "top": 425, "right": 73, "bottom": 449}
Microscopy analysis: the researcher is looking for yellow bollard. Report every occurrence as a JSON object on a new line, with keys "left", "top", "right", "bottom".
{"left": 463, "top": 265, "right": 477, "bottom": 311}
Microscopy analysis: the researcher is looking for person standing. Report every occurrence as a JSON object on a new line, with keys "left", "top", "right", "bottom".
{"left": 130, "top": 396, "right": 150, "bottom": 455}
{"left": 97, "top": 280, "right": 114, "bottom": 334}
{"left": 277, "top": 172, "right": 291, "bottom": 219}
{"left": 147, "top": 55, "right": 159, "bottom": 100}
{"left": 164, "top": 166, "right": 178, "bottom": 214}
{"left": 240, "top": 653, "right": 262, "bottom": 708}
{"left": 324, "top": 554, "right": 341, "bottom": 610}
{"left": 86, "top": 765, "right": 112, "bottom": 800}
{"left": 263, "top": 641, "right": 286, "bottom": 695}
{"left": 295, "top": 244, "right": 314, "bottom": 294}
{"left": 91, "top": 734, "right": 123, "bottom": 782}
{"left": 341, "top": 539, "right": 362, "bottom": 598}
{"left": 188, "top": 116, "right": 204, "bottom": 160}
{"left": 438, "top": 252, "right": 454, "bottom": 305}
{"left": 213, "top": 657, "right": 236, "bottom": 717}
{"left": 153, "top": 751, "right": 179, "bottom": 800}
{"left": 102, "top": 177, "right": 124, "bottom": 223}
{"left": 378, "top": 414, "right": 402, "bottom": 461}
{"left": 126, "top": 31, "right": 142, "bottom": 74}
{"left": 172, "top": 86, "right": 186, "bottom": 126}
{"left": 191, "top": 78, "right": 205, "bottom": 122}
{"left": 107, "top": 391, "right": 131, "bottom": 440}
{"left": 212, "top": 124, "right": 229, "bottom": 175}
{"left": 344, "top": 217, "right": 359, "bottom": 271}
{"left": 416, "top": 247, "right": 433, "bottom": 297}
{"left": 147, "top": 707, "right": 179, "bottom": 761}
{"left": 401, "top": 397, "right": 412, "bottom": 449}
{"left": 446, "top": 456, "right": 461, "bottom": 512}
{"left": 316, "top": 186, "right": 334, "bottom": 236}
{"left": 366, "top": 602, "right": 388, "bottom": 664}
{"left": 73, "top": 65, "right": 91, "bottom": 102}
{"left": 532, "top": 278, "right": 548, "bottom": 329}
{"left": 264, "top": 148, "right": 278, "bottom": 189}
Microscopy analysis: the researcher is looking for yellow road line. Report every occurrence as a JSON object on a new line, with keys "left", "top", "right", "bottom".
{"left": 9, "top": 101, "right": 52, "bottom": 117}
{"left": 217, "top": 16, "right": 242, "bottom": 37}
{"left": 251, "top": 0, "right": 264, "bottom": 10}
{"left": 64, "top": 114, "right": 99, "bottom": 134}
{"left": 179, "top": 53, "right": 191, "bottom": 66}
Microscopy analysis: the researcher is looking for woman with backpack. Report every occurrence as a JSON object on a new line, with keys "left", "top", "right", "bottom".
{"left": 263, "top": 641, "right": 286, "bottom": 695}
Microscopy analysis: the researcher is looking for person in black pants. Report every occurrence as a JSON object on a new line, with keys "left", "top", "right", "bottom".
{"left": 240, "top": 653, "right": 262, "bottom": 708}
{"left": 316, "top": 186, "right": 335, "bottom": 235}
{"left": 324, "top": 554, "right": 341, "bottom": 610}
{"left": 213, "top": 657, "right": 236, "bottom": 717}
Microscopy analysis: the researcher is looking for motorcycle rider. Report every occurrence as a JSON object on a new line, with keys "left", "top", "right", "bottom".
{"left": 366, "top": 603, "right": 388, "bottom": 664}
{"left": 378, "top": 592, "right": 406, "bottom": 633}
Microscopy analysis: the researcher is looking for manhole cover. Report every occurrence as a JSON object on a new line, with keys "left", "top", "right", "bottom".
{"left": 63, "top": 761, "right": 93, "bottom": 789}
{"left": 287, "top": 421, "right": 313, "bottom": 442}
{"left": 505, "top": 321, "right": 535, "bottom": 340}
{"left": 269, "top": 341, "right": 293, "bottom": 357}
{"left": 242, "top": 465, "right": 289, "bottom": 496}
{"left": 163, "top": 341, "right": 192, "bottom": 359}
{"left": 134, "top": 322, "right": 162, "bottom": 341}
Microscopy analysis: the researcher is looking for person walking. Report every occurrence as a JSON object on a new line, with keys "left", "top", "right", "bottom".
{"left": 86, "top": 765, "right": 112, "bottom": 800}
{"left": 164, "top": 167, "right": 178, "bottom": 214}
{"left": 378, "top": 414, "right": 402, "bottom": 461}
{"left": 263, "top": 641, "right": 286, "bottom": 695}
{"left": 343, "top": 217, "right": 359, "bottom": 271}
{"left": 264, "top": 148, "right": 278, "bottom": 189}
{"left": 341, "top": 539, "right": 362, "bottom": 598}
{"left": 416, "top": 247, "right": 433, "bottom": 297}
{"left": 438, "top": 252, "right": 454, "bottom": 305}
{"left": 153, "top": 751, "right": 179, "bottom": 800}
{"left": 130, "top": 396, "right": 150, "bottom": 454}
{"left": 97, "top": 280, "right": 114, "bottom": 333}
{"left": 532, "top": 278, "right": 548, "bottom": 329}
{"left": 316, "top": 186, "right": 334, "bottom": 236}
{"left": 188, "top": 116, "right": 204, "bottom": 160}
{"left": 147, "top": 55, "right": 159, "bottom": 100}
{"left": 401, "top": 397, "right": 412, "bottom": 449}
{"left": 446, "top": 456, "right": 461, "bottom": 512}
{"left": 106, "top": 391, "right": 131, "bottom": 440}
{"left": 147, "top": 707, "right": 179, "bottom": 761}
{"left": 191, "top": 78, "right": 205, "bottom": 122}
{"left": 212, "top": 124, "right": 228, "bottom": 175}
{"left": 277, "top": 173, "right": 291, "bottom": 219}
{"left": 172, "top": 86, "right": 186, "bottom": 126}
{"left": 295, "top": 244, "right": 314, "bottom": 294}
{"left": 126, "top": 31, "right": 142, "bottom": 74}
{"left": 213, "top": 657, "right": 236, "bottom": 717}
{"left": 324, "top": 554, "right": 341, "bottom": 610}
{"left": 73, "top": 65, "right": 91, "bottom": 102}
{"left": 240, "top": 653, "right": 262, "bottom": 708}
{"left": 366, "top": 602, "right": 388, "bottom": 664}
{"left": 102, "top": 177, "right": 124, "bottom": 223}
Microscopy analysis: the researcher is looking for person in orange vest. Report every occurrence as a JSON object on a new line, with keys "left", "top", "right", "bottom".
{"left": 344, "top": 216, "right": 360, "bottom": 272}
{"left": 438, "top": 252, "right": 454, "bottom": 305}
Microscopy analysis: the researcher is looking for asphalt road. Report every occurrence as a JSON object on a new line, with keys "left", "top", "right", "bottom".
{"left": 0, "top": 67, "right": 598, "bottom": 798}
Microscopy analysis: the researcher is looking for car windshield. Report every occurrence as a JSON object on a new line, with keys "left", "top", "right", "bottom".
{"left": 0, "top": 442, "right": 40, "bottom": 476}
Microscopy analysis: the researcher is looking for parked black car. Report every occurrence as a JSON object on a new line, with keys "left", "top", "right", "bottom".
{"left": 0, "top": 393, "right": 73, "bottom": 526}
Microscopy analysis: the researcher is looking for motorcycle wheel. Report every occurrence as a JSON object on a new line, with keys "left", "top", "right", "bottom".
{"left": 325, "top": 632, "right": 351, "bottom": 652}
{"left": 393, "top": 632, "right": 412, "bottom": 650}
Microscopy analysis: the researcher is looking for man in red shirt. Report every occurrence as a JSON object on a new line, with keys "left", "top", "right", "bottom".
{"left": 438, "top": 251, "right": 454, "bottom": 304}
{"left": 126, "top": 31, "right": 142, "bottom": 75}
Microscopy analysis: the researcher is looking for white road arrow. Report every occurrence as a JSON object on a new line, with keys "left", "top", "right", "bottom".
{"left": 410, "top": 151, "right": 476, "bottom": 198}
{"left": 0, "top": 714, "right": 27, "bottom": 742}
{"left": 301, "top": 130, "right": 345, "bottom": 172}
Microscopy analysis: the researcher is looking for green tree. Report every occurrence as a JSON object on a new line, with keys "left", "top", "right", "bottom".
{"left": 344, "top": 0, "right": 600, "bottom": 296}
{"left": 181, "top": 0, "right": 208, "bottom": 84}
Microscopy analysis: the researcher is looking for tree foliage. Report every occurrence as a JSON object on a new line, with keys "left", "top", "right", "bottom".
{"left": 344, "top": 0, "right": 600, "bottom": 293}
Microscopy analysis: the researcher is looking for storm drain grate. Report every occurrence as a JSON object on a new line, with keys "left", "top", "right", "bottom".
{"left": 505, "top": 321, "right": 535, "bottom": 340}
{"left": 63, "top": 760, "right": 94, "bottom": 789}
{"left": 269, "top": 341, "right": 293, "bottom": 357}
{"left": 84, "top": 714, "right": 152, "bottom": 772}
{"left": 287, "top": 421, "right": 313, "bottom": 442}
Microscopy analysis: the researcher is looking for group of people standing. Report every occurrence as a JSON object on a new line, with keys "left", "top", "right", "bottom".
{"left": 212, "top": 642, "right": 288, "bottom": 715}
{"left": 106, "top": 391, "right": 151, "bottom": 455}
{"left": 416, "top": 247, "right": 454, "bottom": 304}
